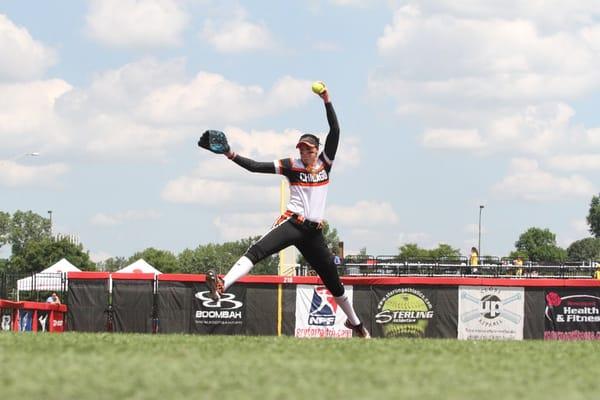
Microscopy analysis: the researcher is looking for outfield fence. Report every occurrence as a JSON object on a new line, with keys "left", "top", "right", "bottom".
{"left": 52, "top": 271, "right": 600, "bottom": 340}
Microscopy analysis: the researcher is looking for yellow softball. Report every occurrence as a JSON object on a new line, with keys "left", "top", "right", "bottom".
{"left": 311, "top": 81, "right": 326, "bottom": 94}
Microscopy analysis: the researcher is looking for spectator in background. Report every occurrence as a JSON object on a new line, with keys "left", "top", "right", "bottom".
{"left": 46, "top": 292, "right": 61, "bottom": 305}
{"left": 594, "top": 263, "right": 600, "bottom": 280}
{"left": 333, "top": 251, "right": 342, "bottom": 267}
{"left": 469, "top": 247, "right": 479, "bottom": 274}
{"left": 514, "top": 257, "right": 524, "bottom": 277}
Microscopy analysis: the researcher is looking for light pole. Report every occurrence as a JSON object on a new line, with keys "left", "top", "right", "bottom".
{"left": 478, "top": 205, "right": 484, "bottom": 257}
{"left": 48, "top": 210, "right": 53, "bottom": 235}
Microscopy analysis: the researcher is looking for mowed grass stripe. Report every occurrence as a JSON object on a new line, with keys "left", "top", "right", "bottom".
{"left": 1, "top": 333, "right": 599, "bottom": 400}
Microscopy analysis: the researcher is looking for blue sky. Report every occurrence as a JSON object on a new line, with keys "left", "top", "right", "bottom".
{"left": 2, "top": 0, "right": 600, "bottom": 262}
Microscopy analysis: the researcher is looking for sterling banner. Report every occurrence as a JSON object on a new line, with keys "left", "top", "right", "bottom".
{"left": 371, "top": 286, "right": 457, "bottom": 338}
{"left": 544, "top": 288, "right": 600, "bottom": 340}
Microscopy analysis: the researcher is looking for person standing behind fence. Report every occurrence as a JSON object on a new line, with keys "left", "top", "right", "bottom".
{"left": 46, "top": 292, "right": 61, "bottom": 305}
{"left": 469, "top": 247, "right": 479, "bottom": 274}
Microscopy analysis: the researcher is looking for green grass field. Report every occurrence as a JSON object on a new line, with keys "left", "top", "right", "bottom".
{"left": 1, "top": 333, "right": 599, "bottom": 400}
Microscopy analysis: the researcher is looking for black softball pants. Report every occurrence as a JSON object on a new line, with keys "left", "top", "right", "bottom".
{"left": 244, "top": 220, "right": 344, "bottom": 297}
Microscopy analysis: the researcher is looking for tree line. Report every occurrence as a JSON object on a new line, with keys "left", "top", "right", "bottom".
{"left": 3, "top": 193, "right": 600, "bottom": 274}
{"left": 0, "top": 210, "right": 341, "bottom": 275}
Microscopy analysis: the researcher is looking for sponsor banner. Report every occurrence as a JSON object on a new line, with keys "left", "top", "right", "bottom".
{"left": 37, "top": 310, "right": 49, "bottom": 333}
{"left": 544, "top": 289, "right": 600, "bottom": 340}
{"left": 374, "top": 287, "right": 436, "bottom": 338}
{"left": 458, "top": 286, "right": 524, "bottom": 340}
{"left": 1, "top": 313, "right": 11, "bottom": 331}
{"left": 51, "top": 312, "right": 65, "bottom": 332}
{"left": 193, "top": 283, "right": 247, "bottom": 335}
{"left": 19, "top": 310, "right": 32, "bottom": 332}
{"left": 295, "top": 285, "right": 353, "bottom": 338}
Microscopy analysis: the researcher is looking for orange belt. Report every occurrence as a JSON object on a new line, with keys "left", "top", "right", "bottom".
{"left": 278, "top": 210, "right": 323, "bottom": 230}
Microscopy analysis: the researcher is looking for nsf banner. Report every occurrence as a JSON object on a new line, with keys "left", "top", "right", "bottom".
{"left": 458, "top": 286, "right": 525, "bottom": 340}
{"left": 295, "top": 285, "right": 353, "bottom": 338}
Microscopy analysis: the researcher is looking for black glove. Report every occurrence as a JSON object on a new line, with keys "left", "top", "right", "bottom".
{"left": 198, "top": 130, "right": 230, "bottom": 154}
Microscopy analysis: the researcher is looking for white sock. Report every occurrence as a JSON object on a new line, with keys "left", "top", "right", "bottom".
{"left": 223, "top": 256, "right": 254, "bottom": 291}
{"left": 334, "top": 294, "right": 361, "bottom": 326}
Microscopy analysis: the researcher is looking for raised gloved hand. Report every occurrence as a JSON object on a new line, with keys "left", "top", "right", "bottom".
{"left": 198, "top": 130, "right": 231, "bottom": 154}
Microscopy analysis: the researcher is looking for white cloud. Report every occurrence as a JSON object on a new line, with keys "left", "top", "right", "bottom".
{"left": 327, "top": 200, "right": 399, "bottom": 228}
{"left": 547, "top": 154, "right": 600, "bottom": 171}
{"left": 0, "top": 14, "right": 56, "bottom": 81}
{"left": 161, "top": 176, "right": 279, "bottom": 207}
{"left": 492, "top": 158, "right": 594, "bottom": 201}
{"left": 201, "top": 7, "right": 275, "bottom": 53}
{"left": 0, "top": 160, "right": 69, "bottom": 188}
{"left": 422, "top": 129, "right": 484, "bottom": 150}
{"left": 213, "top": 212, "right": 277, "bottom": 240}
{"left": 90, "top": 209, "right": 161, "bottom": 227}
{"left": 372, "top": 5, "right": 600, "bottom": 113}
{"left": 0, "top": 80, "right": 72, "bottom": 150}
{"left": 139, "top": 73, "right": 311, "bottom": 125}
{"left": 85, "top": 0, "right": 188, "bottom": 48}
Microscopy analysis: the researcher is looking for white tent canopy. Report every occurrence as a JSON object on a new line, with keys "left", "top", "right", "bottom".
{"left": 114, "top": 259, "right": 162, "bottom": 274}
{"left": 17, "top": 258, "right": 81, "bottom": 291}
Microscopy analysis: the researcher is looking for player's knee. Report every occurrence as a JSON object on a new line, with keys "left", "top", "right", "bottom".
{"left": 328, "top": 283, "right": 344, "bottom": 297}
{"left": 244, "top": 248, "right": 261, "bottom": 265}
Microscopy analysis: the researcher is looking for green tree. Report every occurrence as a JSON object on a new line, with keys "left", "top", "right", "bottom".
{"left": 97, "top": 256, "right": 128, "bottom": 272}
{"left": 0, "top": 211, "right": 10, "bottom": 249}
{"left": 510, "top": 227, "right": 567, "bottom": 262}
{"left": 567, "top": 238, "right": 600, "bottom": 261}
{"left": 128, "top": 248, "right": 179, "bottom": 273}
{"left": 429, "top": 243, "right": 462, "bottom": 259}
{"left": 587, "top": 194, "right": 600, "bottom": 237}
{"left": 9, "top": 210, "right": 51, "bottom": 256}
{"left": 398, "top": 243, "right": 461, "bottom": 260}
{"left": 9, "top": 237, "right": 96, "bottom": 273}
{"left": 398, "top": 243, "right": 430, "bottom": 260}
{"left": 179, "top": 237, "right": 278, "bottom": 275}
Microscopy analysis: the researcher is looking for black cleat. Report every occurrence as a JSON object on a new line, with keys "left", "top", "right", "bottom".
{"left": 345, "top": 320, "right": 371, "bottom": 339}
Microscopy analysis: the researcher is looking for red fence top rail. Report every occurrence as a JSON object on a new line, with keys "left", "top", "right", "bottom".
{"left": 0, "top": 299, "right": 66, "bottom": 312}
{"left": 66, "top": 272, "right": 600, "bottom": 287}
{"left": 111, "top": 273, "right": 156, "bottom": 281}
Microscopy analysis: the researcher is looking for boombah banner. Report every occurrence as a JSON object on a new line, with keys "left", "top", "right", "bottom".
{"left": 458, "top": 286, "right": 525, "bottom": 340}
{"left": 372, "top": 286, "right": 457, "bottom": 338}
{"left": 157, "top": 281, "right": 277, "bottom": 335}
{"left": 544, "top": 288, "right": 600, "bottom": 340}
{"left": 295, "top": 285, "right": 354, "bottom": 338}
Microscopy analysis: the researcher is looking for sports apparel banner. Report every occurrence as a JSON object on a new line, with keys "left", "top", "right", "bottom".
{"left": 191, "top": 282, "right": 247, "bottom": 335}
{"left": 67, "top": 279, "right": 109, "bottom": 332}
{"left": 458, "top": 286, "right": 525, "bottom": 340}
{"left": 36, "top": 310, "right": 49, "bottom": 333}
{"left": 544, "top": 288, "right": 600, "bottom": 340}
{"left": 113, "top": 280, "right": 154, "bottom": 333}
{"left": 372, "top": 286, "right": 457, "bottom": 338}
{"left": 295, "top": 285, "right": 353, "bottom": 338}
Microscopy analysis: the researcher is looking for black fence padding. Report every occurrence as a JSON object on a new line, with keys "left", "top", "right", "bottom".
{"left": 282, "top": 284, "right": 296, "bottom": 336}
{"left": 524, "top": 288, "right": 545, "bottom": 339}
{"left": 68, "top": 280, "right": 108, "bottom": 332}
{"left": 353, "top": 285, "right": 375, "bottom": 334}
{"left": 245, "top": 284, "right": 278, "bottom": 335}
{"left": 112, "top": 280, "right": 154, "bottom": 333}
{"left": 156, "top": 281, "right": 193, "bottom": 334}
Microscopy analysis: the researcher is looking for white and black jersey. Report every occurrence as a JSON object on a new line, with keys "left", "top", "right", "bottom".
{"left": 229, "top": 102, "right": 339, "bottom": 223}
